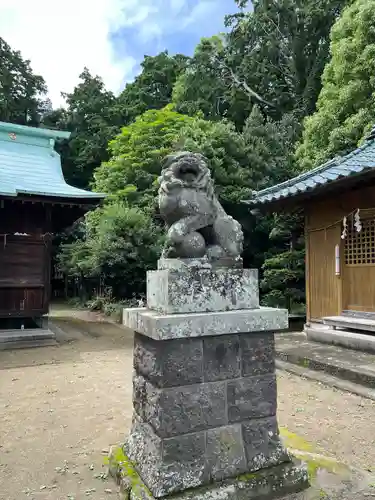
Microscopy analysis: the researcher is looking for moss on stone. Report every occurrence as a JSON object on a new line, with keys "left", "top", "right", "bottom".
{"left": 107, "top": 445, "right": 152, "bottom": 499}
{"left": 295, "top": 452, "right": 347, "bottom": 479}
{"left": 279, "top": 428, "right": 350, "bottom": 482}
{"left": 279, "top": 427, "right": 315, "bottom": 453}
{"left": 236, "top": 471, "right": 258, "bottom": 482}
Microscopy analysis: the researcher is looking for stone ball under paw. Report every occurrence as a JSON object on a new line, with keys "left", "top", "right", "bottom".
{"left": 177, "top": 231, "right": 206, "bottom": 258}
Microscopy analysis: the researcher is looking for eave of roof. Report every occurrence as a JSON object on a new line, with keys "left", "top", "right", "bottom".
{"left": 245, "top": 138, "right": 375, "bottom": 207}
{"left": 0, "top": 121, "right": 106, "bottom": 202}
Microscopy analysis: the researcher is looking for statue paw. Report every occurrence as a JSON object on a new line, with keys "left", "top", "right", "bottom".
{"left": 206, "top": 245, "right": 226, "bottom": 260}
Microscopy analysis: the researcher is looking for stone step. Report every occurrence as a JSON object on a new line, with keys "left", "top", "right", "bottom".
{"left": 275, "top": 333, "right": 375, "bottom": 389}
{"left": 0, "top": 328, "right": 57, "bottom": 350}
{"left": 0, "top": 338, "right": 57, "bottom": 350}
{"left": 305, "top": 324, "right": 375, "bottom": 354}
{"left": 276, "top": 359, "right": 375, "bottom": 401}
{"left": 342, "top": 309, "right": 375, "bottom": 320}
{"left": 323, "top": 315, "right": 375, "bottom": 332}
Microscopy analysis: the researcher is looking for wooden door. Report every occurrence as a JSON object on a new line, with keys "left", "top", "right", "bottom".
{"left": 308, "top": 226, "right": 341, "bottom": 319}
{"left": 342, "top": 218, "right": 375, "bottom": 312}
{"left": 0, "top": 237, "right": 48, "bottom": 317}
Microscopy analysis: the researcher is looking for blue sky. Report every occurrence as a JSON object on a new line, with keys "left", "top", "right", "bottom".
{"left": 0, "top": 0, "right": 244, "bottom": 107}
{"left": 110, "top": 0, "right": 241, "bottom": 81}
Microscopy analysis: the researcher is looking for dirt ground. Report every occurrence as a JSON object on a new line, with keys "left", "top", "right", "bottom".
{"left": 0, "top": 306, "right": 374, "bottom": 500}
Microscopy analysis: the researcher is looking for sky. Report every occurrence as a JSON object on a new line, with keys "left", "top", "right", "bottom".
{"left": 0, "top": 0, "right": 242, "bottom": 108}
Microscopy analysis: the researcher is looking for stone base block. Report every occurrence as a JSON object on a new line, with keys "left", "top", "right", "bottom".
{"left": 123, "top": 307, "right": 288, "bottom": 340}
{"left": 157, "top": 258, "right": 242, "bottom": 271}
{"left": 108, "top": 446, "right": 309, "bottom": 500}
{"left": 133, "top": 331, "right": 276, "bottom": 388}
{"left": 125, "top": 413, "right": 291, "bottom": 498}
{"left": 147, "top": 267, "right": 259, "bottom": 314}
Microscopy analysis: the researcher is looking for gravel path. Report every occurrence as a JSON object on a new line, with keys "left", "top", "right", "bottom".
{"left": 0, "top": 313, "right": 374, "bottom": 500}
{"left": 277, "top": 371, "right": 375, "bottom": 472}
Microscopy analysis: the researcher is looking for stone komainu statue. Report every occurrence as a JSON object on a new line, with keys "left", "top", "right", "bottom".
{"left": 158, "top": 151, "right": 244, "bottom": 260}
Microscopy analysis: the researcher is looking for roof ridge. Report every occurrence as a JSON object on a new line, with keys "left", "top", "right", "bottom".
{"left": 252, "top": 158, "right": 337, "bottom": 197}
{"left": 0, "top": 121, "right": 70, "bottom": 141}
{"left": 252, "top": 139, "right": 373, "bottom": 198}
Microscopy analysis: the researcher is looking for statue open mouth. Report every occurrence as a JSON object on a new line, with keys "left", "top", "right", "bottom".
{"left": 176, "top": 161, "right": 200, "bottom": 182}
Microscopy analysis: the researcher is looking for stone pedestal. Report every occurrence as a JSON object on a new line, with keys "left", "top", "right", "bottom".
{"left": 121, "top": 260, "right": 309, "bottom": 500}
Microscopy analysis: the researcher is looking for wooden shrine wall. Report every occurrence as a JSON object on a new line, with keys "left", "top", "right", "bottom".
{"left": 305, "top": 183, "right": 375, "bottom": 320}
{"left": 0, "top": 199, "right": 51, "bottom": 318}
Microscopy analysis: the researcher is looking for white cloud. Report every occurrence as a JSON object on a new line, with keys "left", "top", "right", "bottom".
{"left": 0, "top": 0, "right": 234, "bottom": 108}
{"left": 0, "top": 0, "right": 138, "bottom": 107}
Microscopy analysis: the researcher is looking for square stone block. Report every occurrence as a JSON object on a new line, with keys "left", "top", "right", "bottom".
{"left": 206, "top": 424, "right": 247, "bottom": 481}
{"left": 227, "top": 374, "right": 277, "bottom": 423}
{"left": 133, "top": 333, "right": 203, "bottom": 387}
{"left": 241, "top": 333, "right": 275, "bottom": 377}
{"left": 123, "top": 307, "right": 288, "bottom": 340}
{"left": 147, "top": 268, "right": 259, "bottom": 314}
{"left": 242, "top": 416, "right": 290, "bottom": 471}
{"left": 133, "top": 374, "right": 227, "bottom": 438}
{"left": 126, "top": 416, "right": 209, "bottom": 498}
{"left": 203, "top": 335, "right": 241, "bottom": 382}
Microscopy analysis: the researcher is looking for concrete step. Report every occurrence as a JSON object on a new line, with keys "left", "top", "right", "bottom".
{"left": 0, "top": 328, "right": 57, "bottom": 350}
{"left": 305, "top": 325, "right": 375, "bottom": 354}
{"left": 275, "top": 333, "right": 375, "bottom": 389}
{"left": 276, "top": 359, "right": 375, "bottom": 401}
{"left": 323, "top": 315, "right": 375, "bottom": 332}
{"left": 0, "top": 338, "right": 57, "bottom": 350}
{"left": 342, "top": 309, "right": 375, "bottom": 320}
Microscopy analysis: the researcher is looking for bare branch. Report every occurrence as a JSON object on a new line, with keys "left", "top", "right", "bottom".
{"left": 217, "top": 57, "right": 275, "bottom": 108}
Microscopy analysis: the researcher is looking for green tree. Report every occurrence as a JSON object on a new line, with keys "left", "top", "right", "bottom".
{"left": 261, "top": 213, "right": 305, "bottom": 313}
{"left": 58, "top": 203, "right": 163, "bottom": 298}
{"left": 172, "top": 35, "right": 271, "bottom": 128}
{"left": 226, "top": 0, "right": 350, "bottom": 122}
{"left": 59, "top": 68, "right": 125, "bottom": 188}
{"left": 0, "top": 37, "right": 47, "bottom": 125}
{"left": 296, "top": 0, "right": 375, "bottom": 170}
{"left": 93, "top": 106, "right": 193, "bottom": 210}
{"left": 118, "top": 51, "right": 189, "bottom": 125}
{"left": 242, "top": 105, "right": 301, "bottom": 190}
{"left": 172, "top": 36, "right": 233, "bottom": 122}
{"left": 241, "top": 105, "right": 304, "bottom": 293}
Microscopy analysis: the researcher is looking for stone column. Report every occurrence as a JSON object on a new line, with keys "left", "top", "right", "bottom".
{"left": 121, "top": 259, "right": 309, "bottom": 500}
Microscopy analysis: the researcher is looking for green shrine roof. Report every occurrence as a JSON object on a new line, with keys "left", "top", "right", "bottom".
{"left": 246, "top": 132, "right": 375, "bottom": 207}
{"left": 0, "top": 121, "right": 105, "bottom": 201}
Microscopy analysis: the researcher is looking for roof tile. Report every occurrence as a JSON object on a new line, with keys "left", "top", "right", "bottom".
{"left": 248, "top": 139, "right": 375, "bottom": 205}
{"left": 0, "top": 126, "right": 105, "bottom": 200}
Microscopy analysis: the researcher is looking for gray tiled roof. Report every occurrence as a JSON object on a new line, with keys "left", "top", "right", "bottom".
{"left": 246, "top": 138, "right": 375, "bottom": 206}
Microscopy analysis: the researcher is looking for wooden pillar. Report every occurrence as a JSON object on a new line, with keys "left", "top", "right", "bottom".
{"left": 304, "top": 212, "right": 311, "bottom": 324}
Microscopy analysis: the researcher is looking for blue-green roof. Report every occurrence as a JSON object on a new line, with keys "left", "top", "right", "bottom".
{"left": 0, "top": 121, "right": 105, "bottom": 200}
{"left": 247, "top": 137, "right": 375, "bottom": 206}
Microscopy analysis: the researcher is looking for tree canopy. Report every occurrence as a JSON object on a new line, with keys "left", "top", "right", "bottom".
{"left": 226, "top": 0, "right": 350, "bottom": 121}
{"left": 297, "top": 0, "right": 375, "bottom": 170}
{"left": 118, "top": 51, "right": 189, "bottom": 125}
{"left": 58, "top": 203, "right": 163, "bottom": 298}
{"left": 56, "top": 68, "right": 125, "bottom": 188}
{"left": 0, "top": 37, "right": 48, "bottom": 126}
